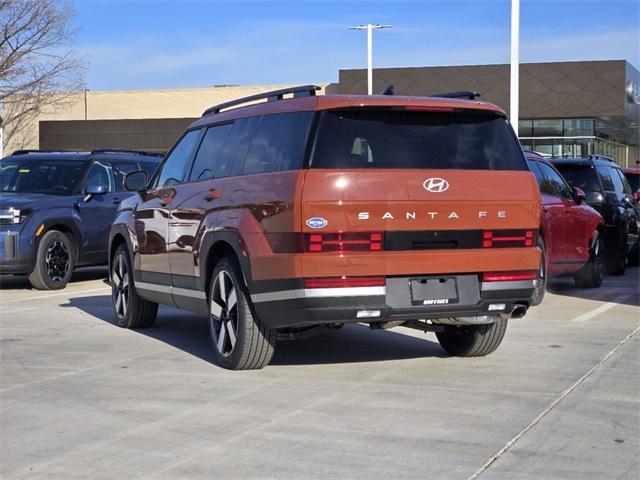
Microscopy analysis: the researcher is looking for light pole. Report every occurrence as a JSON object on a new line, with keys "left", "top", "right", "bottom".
{"left": 348, "top": 24, "right": 392, "bottom": 95}
{"left": 84, "top": 88, "right": 90, "bottom": 121}
{"left": 510, "top": 0, "right": 520, "bottom": 136}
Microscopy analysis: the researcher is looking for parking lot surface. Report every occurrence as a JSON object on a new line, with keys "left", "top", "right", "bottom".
{"left": 1, "top": 268, "right": 638, "bottom": 480}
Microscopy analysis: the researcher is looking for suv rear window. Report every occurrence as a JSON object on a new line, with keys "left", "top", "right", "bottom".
{"left": 554, "top": 164, "right": 601, "bottom": 193}
{"left": 311, "top": 110, "right": 525, "bottom": 170}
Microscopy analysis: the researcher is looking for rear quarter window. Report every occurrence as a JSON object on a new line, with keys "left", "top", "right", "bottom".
{"left": 311, "top": 110, "right": 526, "bottom": 170}
{"left": 554, "top": 164, "right": 601, "bottom": 193}
{"left": 242, "top": 112, "right": 314, "bottom": 175}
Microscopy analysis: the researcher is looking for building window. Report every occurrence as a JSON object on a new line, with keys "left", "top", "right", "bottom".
{"left": 532, "top": 120, "right": 563, "bottom": 137}
{"left": 563, "top": 119, "right": 594, "bottom": 136}
{"left": 518, "top": 120, "right": 533, "bottom": 137}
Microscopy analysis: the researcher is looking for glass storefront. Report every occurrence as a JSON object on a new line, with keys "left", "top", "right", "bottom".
{"left": 518, "top": 118, "right": 632, "bottom": 167}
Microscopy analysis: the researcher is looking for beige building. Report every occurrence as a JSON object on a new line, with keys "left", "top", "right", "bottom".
{"left": 4, "top": 84, "right": 329, "bottom": 155}
{"left": 3, "top": 60, "right": 638, "bottom": 166}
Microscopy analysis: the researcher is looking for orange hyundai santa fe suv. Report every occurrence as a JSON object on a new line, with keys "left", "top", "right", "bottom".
{"left": 110, "top": 85, "right": 541, "bottom": 369}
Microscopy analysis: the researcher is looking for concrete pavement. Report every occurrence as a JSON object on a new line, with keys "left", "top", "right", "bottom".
{"left": 1, "top": 267, "right": 638, "bottom": 479}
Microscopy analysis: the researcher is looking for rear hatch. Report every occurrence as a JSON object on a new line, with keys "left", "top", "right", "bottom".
{"left": 301, "top": 108, "right": 539, "bottom": 251}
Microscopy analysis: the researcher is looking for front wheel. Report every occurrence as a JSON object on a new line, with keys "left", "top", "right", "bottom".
{"left": 208, "top": 257, "right": 275, "bottom": 370}
{"left": 574, "top": 233, "right": 605, "bottom": 288}
{"left": 435, "top": 319, "right": 508, "bottom": 357}
{"left": 28, "top": 230, "right": 76, "bottom": 290}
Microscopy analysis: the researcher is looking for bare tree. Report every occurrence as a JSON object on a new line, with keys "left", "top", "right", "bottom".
{"left": 0, "top": 0, "right": 85, "bottom": 150}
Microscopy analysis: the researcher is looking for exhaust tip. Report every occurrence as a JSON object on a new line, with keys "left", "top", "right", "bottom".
{"left": 511, "top": 305, "right": 528, "bottom": 319}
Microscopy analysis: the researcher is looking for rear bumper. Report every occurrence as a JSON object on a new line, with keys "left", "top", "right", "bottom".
{"left": 252, "top": 275, "right": 535, "bottom": 329}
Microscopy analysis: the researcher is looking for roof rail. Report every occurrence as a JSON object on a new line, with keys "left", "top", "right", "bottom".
{"left": 11, "top": 149, "right": 78, "bottom": 155}
{"left": 202, "top": 85, "right": 321, "bottom": 116}
{"left": 90, "top": 148, "right": 164, "bottom": 157}
{"left": 431, "top": 90, "right": 481, "bottom": 100}
{"left": 588, "top": 154, "right": 615, "bottom": 162}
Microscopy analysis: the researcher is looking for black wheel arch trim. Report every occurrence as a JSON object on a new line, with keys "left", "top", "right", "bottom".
{"left": 199, "top": 229, "right": 253, "bottom": 293}
{"left": 109, "top": 225, "right": 135, "bottom": 277}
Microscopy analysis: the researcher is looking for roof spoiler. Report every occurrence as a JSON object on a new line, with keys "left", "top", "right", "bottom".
{"left": 431, "top": 91, "right": 481, "bottom": 100}
{"left": 202, "top": 85, "right": 321, "bottom": 116}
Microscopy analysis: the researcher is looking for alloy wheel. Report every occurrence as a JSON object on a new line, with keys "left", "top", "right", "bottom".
{"left": 210, "top": 270, "right": 239, "bottom": 357}
{"left": 111, "top": 254, "right": 129, "bottom": 318}
{"left": 45, "top": 240, "right": 69, "bottom": 282}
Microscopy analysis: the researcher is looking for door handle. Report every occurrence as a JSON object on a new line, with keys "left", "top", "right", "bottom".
{"left": 204, "top": 189, "right": 221, "bottom": 202}
{"left": 113, "top": 198, "right": 121, "bottom": 205}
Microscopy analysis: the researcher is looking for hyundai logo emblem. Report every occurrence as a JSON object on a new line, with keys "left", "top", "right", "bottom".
{"left": 423, "top": 177, "right": 449, "bottom": 193}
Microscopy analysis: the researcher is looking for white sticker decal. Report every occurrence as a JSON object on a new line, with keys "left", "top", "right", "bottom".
{"left": 306, "top": 217, "right": 328, "bottom": 229}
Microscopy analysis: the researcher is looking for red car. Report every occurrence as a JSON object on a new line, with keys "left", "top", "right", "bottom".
{"left": 525, "top": 152, "right": 604, "bottom": 305}
{"left": 623, "top": 168, "right": 639, "bottom": 200}
{"left": 622, "top": 168, "right": 640, "bottom": 265}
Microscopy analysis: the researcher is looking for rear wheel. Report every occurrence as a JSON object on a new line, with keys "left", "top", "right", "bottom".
{"left": 208, "top": 257, "right": 275, "bottom": 370}
{"left": 436, "top": 319, "right": 508, "bottom": 357}
{"left": 529, "top": 236, "right": 547, "bottom": 306}
{"left": 606, "top": 229, "right": 627, "bottom": 276}
{"left": 28, "top": 230, "right": 75, "bottom": 290}
{"left": 111, "top": 244, "right": 158, "bottom": 328}
{"left": 574, "top": 233, "right": 605, "bottom": 288}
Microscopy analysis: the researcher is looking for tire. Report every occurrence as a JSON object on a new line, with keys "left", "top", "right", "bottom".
{"left": 627, "top": 242, "right": 640, "bottom": 267}
{"left": 28, "top": 230, "right": 76, "bottom": 290}
{"left": 574, "top": 233, "right": 605, "bottom": 288}
{"left": 529, "top": 236, "right": 547, "bottom": 307}
{"left": 436, "top": 319, "right": 508, "bottom": 357}
{"left": 606, "top": 229, "right": 627, "bottom": 276}
{"left": 208, "top": 256, "right": 275, "bottom": 370}
{"left": 111, "top": 244, "right": 157, "bottom": 328}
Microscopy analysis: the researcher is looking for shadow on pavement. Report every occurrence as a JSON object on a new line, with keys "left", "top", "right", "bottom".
{"left": 0, "top": 267, "right": 108, "bottom": 290}
{"left": 63, "top": 294, "right": 446, "bottom": 366}
{"left": 547, "top": 266, "right": 639, "bottom": 307}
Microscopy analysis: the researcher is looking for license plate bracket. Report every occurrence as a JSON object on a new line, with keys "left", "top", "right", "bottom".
{"left": 410, "top": 277, "right": 459, "bottom": 306}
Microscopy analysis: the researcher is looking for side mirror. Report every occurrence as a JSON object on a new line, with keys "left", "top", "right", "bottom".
{"left": 85, "top": 184, "right": 108, "bottom": 195}
{"left": 124, "top": 170, "right": 148, "bottom": 192}
{"left": 573, "top": 186, "right": 586, "bottom": 204}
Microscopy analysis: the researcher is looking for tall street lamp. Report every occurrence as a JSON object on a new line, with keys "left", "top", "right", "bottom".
{"left": 348, "top": 24, "right": 392, "bottom": 95}
{"left": 510, "top": 0, "right": 520, "bottom": 136}
{"left": 84, "top": 88, "right": 90, "bottom": 121}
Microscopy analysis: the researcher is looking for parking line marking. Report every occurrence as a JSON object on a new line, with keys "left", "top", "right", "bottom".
{"left": 571, "top": 294, "right": 634, "bottom": 323}
{"left": 467, "top": 325, "right": 640, "bottom": 480}
{"left": 0, "top": 286, "right": 109, "bottom": 305}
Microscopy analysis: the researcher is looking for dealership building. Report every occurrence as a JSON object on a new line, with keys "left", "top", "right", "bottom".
{"left": 3, "top": 59, "right": 639, "bottom": 167}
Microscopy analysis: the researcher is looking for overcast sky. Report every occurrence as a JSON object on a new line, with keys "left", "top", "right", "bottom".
{"left": 74, "top": 0, "right": 640, "bottom": 91}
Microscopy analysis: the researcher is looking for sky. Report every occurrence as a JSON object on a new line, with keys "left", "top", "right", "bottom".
{"left": 73, "top": 0, "right": 640, "bottom": 91}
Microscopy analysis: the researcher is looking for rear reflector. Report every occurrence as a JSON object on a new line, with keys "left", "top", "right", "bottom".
{"left": 305, "top": 232, "right": 383, "bottom": 253}
{"left": 304, "top": 276, "right": 386, "bottom": 288}
{"left": 482, "top": 271, "right": 537, "bottom": 282}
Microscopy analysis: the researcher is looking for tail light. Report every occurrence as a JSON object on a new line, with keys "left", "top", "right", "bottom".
{"left": 305, "top": 232, "right": 383, "bottom": 253}
{"left": 304, "top": 276, "right": 386, "bottom": 288}
{"left": 482, "top": 230, "right": 536, "bottom": 248}
{"left": 482, "top": 271, "right": 537, "bottom": 282}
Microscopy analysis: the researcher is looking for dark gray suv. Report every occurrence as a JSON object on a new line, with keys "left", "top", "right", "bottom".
{"left": 0, "top": 149, "right": 161, "bottom": 289}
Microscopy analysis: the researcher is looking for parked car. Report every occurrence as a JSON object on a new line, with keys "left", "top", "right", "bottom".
{"left": 0, "top": 149, "right": 162, "bottom": 289}
{"left": 525, "top": 152, "right": 604, "bottom": 304}
{"left": 622, "top": 168, "right": 640, "bottom": 265}
{"left": 551, "top": 156, "right": 639, "bottom": 275}
{"left": 110, "top": 85, "right": 542, "bottom": 370}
